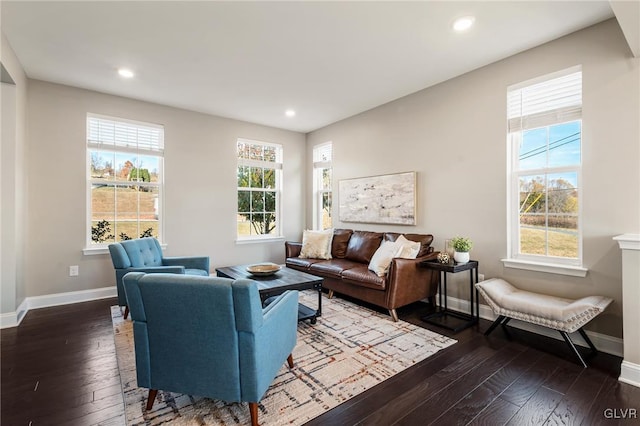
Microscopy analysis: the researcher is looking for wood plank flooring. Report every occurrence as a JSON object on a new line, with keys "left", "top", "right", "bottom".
{"left": 2, "top": 296, "right": 639, "bottom": 425}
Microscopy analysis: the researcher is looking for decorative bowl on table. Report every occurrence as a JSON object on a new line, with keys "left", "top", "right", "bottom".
{"left": 246, "top": 263, "right": 281, "bottom": 276}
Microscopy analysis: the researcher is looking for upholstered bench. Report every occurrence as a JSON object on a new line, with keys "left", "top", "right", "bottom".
{"left": 475, "top": 278, "right": 613, "bottom": 367}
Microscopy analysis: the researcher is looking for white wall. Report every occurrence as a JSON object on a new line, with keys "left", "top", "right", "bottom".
{"left": 306, "top": 19, "right": 640, "bottom": 338}
{"left": 1, "top": 32, "right": 28, "bottom": 316}
{"left": 25, "top": 80, "right": 306, "bottom": 298}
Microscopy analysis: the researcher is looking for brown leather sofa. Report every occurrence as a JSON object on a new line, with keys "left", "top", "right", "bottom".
{"left": 285, "top": 229, "right": 439, "bottom": 321}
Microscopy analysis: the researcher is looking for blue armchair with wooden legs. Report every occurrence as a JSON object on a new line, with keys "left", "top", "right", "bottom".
{"left": 123, "top": 272, "right": 299, "bottom": 426}
{"left": 108, "top": 237, "right": 209, "bottom": 319}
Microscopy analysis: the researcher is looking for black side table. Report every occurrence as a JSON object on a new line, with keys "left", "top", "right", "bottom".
{"left": 420, "top": 260, "right": 479, "bottom": 333}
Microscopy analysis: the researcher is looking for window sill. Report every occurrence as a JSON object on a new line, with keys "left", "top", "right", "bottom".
{"left": 501, "top": 258, "right": 588, "bottom": 277}
{"left": 83, "top": 243, "right": 167, "bottom": 256}
{"left": 83, "top": 247, "right": 110, "bottom": 256}
{"left": 235, "top": 236, "right": 285, "bottom": 245}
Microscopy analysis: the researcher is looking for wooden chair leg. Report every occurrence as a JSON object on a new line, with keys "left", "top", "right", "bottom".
{"left": 389, "top": 309, "right": 399, "bottom": 322}
{"left": 287, "top": 354, "right": 294, "bottom": 369}
{"left": 123, "top": 306, "right": 129, "bottom": 319}
{"left": 146, "top": 389, "right": 158, "bottom": 410}
{"left": 327, "top": 290, "right": 334, "bottom": 299}
{"left": 249, "top": 402, "right": 259, "bottom": 426}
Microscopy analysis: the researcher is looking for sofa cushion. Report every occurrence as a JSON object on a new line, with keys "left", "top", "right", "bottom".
{"left": 331, "top": 229, "right": 353, "bottom": 258}
{"left": 395, "top": 235, "right": 420, "bottom": 259}
{"left": 309, "top": 259, "right": 359, "bottom": 279}
{"left": 342, "top": 265, "right": 386, "bottom": 290}
{"left": 368, "top": 240, "right": 401, "bottom": 276}
{"left": 384, "top": 233, "right": 434, "bottom": 257}
{"left": 345, "top": 231, "right": 383, "bottom": 264}
{"left": 299, "top": 229, "right": 333, "bottom": 259}
{"left": 286, "top": 257, "right": 324, "bottom": 269}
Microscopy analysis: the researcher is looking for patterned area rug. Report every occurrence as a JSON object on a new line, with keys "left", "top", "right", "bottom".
{"left": 112, "top": 292, "right": 456, "bottom": 425}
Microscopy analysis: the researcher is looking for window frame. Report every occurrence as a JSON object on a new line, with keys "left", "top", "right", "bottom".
{"left": 85, "top": 113, "right": 164, "bottom": 252}
{"left": 236, "top": 138, "right": 283, "bottom": 241}
{"left": 313, "top": 142, "right": 332, "bottom": 230}
{"left": 504, "top": 67, "right": 587, "bottom": 276}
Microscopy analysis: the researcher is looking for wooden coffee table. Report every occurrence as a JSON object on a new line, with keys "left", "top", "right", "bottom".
{"left": 215, "top": 264, "right": 323, "bottom": 324}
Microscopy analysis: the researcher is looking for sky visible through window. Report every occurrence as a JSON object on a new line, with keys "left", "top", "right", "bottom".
{"left": 518, "top": 120, "right": 581, "bottom": 258}
{"left": 519, "top": 121, "right": 581, "bottom": 184}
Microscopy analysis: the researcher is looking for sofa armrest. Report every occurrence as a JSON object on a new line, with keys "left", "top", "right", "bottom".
{"left": 385, "top": 252, "right": 440, "bottom": 308}
{"left": 285, "top": 241, "right": 302, "bottom": 258}
{"left": 163, "top": 256, "right": 210, "bottom": 272}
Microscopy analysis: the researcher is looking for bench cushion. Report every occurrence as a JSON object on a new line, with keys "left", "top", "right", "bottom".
{"left": 476, "top": 278, "right": 612, "bottom": 333}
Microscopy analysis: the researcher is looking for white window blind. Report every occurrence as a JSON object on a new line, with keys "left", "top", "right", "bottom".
{"left": 87, "top": 115, "right": 164, "bottom": 153}
{"left": 508, "top": 69, "right": 582, "bottom": 132}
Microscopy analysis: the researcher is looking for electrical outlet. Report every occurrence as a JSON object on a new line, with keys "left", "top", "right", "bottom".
{"left": 69, "top": 265, "right": 79, "bottom": 277}
{"left": 478, "top": 273, "right": 485, "bottom": 281}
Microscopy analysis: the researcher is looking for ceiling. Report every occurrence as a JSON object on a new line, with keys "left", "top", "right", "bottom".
{"left": 0, "top": 1, "right": 625, "bottom": 133}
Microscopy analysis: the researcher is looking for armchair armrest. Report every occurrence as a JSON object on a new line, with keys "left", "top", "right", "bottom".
{"left": 285, "top": 241, "right": 302, "bottom": 258}
{"left": 385, "top": 252, "right": 439, "bottom": 307}
{"left": 240, "top": 290, "right": 299, "bottom": 401}
{"left": 126, "top": 266, "right": 186, "bottom": 274}
{"left": 163, "top": 256, "right": 210, "bottom": 272}
{"left": 262, "top": 290, "right": 298, "bottom": 318}
{"left": 258, "top": 289, "right": 298, "bottom": 353}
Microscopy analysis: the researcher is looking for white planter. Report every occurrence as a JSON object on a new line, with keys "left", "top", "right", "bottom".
{"left": 454, "top": 251, "right": 469, "bottom": 264}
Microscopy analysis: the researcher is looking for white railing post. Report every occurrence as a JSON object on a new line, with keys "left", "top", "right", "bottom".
{"left": 614, "top": 234, "right": 640, "bottom": 388}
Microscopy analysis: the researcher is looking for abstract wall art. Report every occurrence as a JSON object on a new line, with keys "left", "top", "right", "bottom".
{"left": 338, "top": 171, "right": 416, "bottom": 225}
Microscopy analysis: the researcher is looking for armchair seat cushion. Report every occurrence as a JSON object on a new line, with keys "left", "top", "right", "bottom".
{"left": 185, "top": 268, "right": 210, "bottom": 277}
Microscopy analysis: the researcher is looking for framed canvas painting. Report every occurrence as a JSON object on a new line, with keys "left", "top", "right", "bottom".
{"left": 338, "top": 171, "right": 416, "bottom": 225}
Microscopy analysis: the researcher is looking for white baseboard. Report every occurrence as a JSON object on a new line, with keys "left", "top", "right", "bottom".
{"left": 438, "top": 293, "right": 624, "bottom": 358}
{"left": 619, "top": 361, "right": 640, "bottom": 388}
{"left": 0, "top": 286, "right": 117, "bottom": 329}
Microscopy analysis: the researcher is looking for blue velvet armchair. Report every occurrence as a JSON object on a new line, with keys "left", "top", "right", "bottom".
{"left": 123, "top": 272, "right": 299, "bottom": 426}
{"left": 108, "top": 237, "right": 209, "bottom": 318}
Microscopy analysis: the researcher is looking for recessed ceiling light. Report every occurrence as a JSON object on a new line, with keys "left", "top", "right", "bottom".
{"left": 452, "top": 16, "right": 475, "bottom": 32}
{"left": 285, "top": 110, "right": 296, "bottom": 117}
{"left": 118, "top": 68, "right": 134, "bottom": 78}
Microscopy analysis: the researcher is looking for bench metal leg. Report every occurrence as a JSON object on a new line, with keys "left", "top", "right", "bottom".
{"left": 559, "top": 331, "right": 588, "bottom": 368}
{"left": 578, "top": 328, "right": 598, "bottom": 354}
{"left": 485, "top": 315, "right": 508, "bottom": 336}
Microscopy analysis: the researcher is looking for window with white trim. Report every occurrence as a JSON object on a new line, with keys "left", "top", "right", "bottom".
{"left": 507, "top": 67, "right": 582, "bottom": 267}
{"left": 313, "top": 142, "right": 332, "bottom": 230}
{"left": 237, "top": 139, "right": 282, "bottom": 239}
{"left": 87, "top": 114, "right": 164, "bottom": 246}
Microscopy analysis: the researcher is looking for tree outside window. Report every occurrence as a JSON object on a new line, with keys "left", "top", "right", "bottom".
{"left": 237, "top": 139, "right": 282, "bottom": 238}
{"left": 518, "top": 122, "right": 580, "bottom": 258}
{"left": 87, "top": 115, "right": 163, "bottom": 245}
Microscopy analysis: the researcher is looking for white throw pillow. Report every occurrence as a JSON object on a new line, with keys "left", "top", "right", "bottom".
{"left": 395, "top": 235, "right": 421, "bottom": 259}
{"left": 299, "top": 229, "right": 333, "bottom": 259}
{"left": 368, "top": 240, "right": 401, "bottom": 277}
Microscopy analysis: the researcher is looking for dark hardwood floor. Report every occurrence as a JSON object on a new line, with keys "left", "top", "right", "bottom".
{"left": 2, "top": 296, "right": 639, "bottom": 425}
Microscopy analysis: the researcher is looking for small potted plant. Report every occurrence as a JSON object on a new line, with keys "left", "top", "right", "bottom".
{"left": 451, "top": 236, "right": 473, "bottom": 264}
